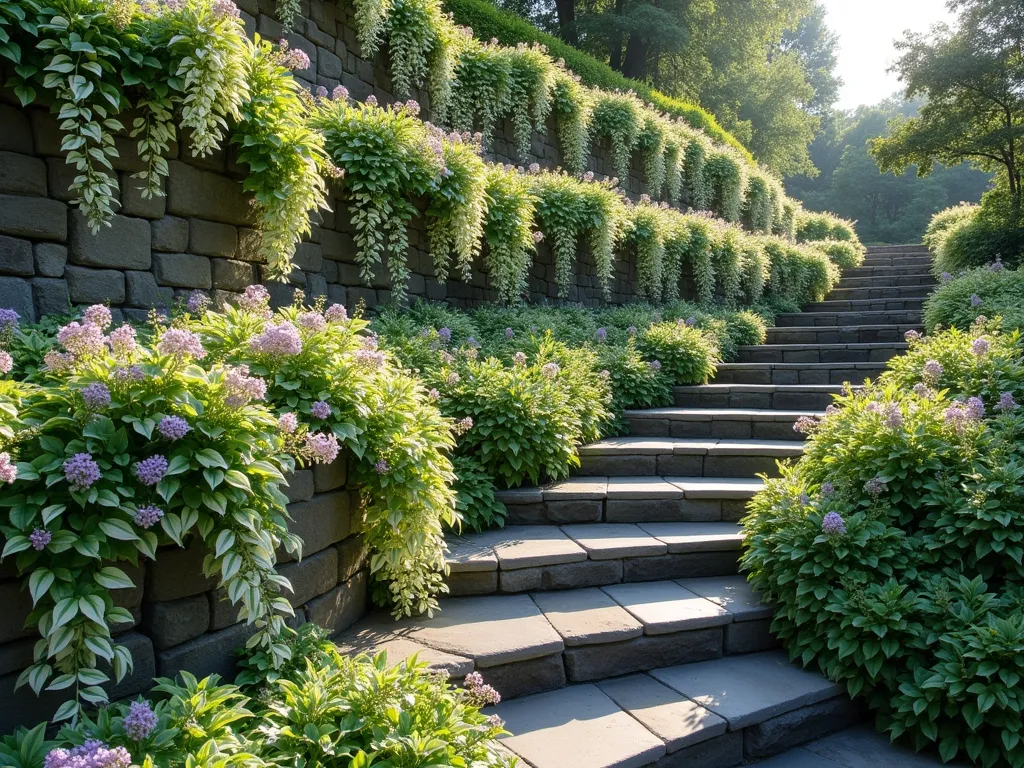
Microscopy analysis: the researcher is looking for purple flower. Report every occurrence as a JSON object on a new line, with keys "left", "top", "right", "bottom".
{"left": 793, "top": 415, "right": 820, "bottom": 434}
{"left": 864, "top": 476, "right": 887, "bottom": 496}
{"left": 913, "top": 383, "right": 934, "bottom": 399}
{"left": 446, "top": 372, "right": 461, "bottom": 386}
{"left": 820, "top": 481, "right": 835, "bottom": 497}
{"left": 81, "top": 382, "right": 111, "bottom": 410}
{"left": 513, "top": 351, "right": 527, "bottom": 366}
{"left": 112, "top": 365, "right": 145, "bottom": 382}
{"left": 0, "top": 452, "right": 16, "bottom": 484}
{"left": 685, "top": 317, "right": 697, "bottom": 327}
{"left": 464, "top": 671, "right": 501, "bottom": 706}
{"left": 649, "top": 359, "right": 661, "bottom": 371}
{"left": 533, "top": 231, "right": 544, "bottom": 244}
{"left": 923, "top": 360, "right": 943, "bottom": 385}
{"left": 109, "top": 325, "right": 137, "bottom": 358}
{"left": 904, "top": 329, "right": 922, "bottom": 342}
{"left": 325, "top": 303, "right": 348, "bottom": 322}
{"left": 158, "top": 415, "right": 190, "bottom": 440}
{"left": 250, "top": 322, "right": 302, "bottom": 356}
{"left": 989, "top": 257, "right": 1004, "bottom": 272}
{"left": 882, "top": 403, "right": 903, "bottom": 430}
{"left": 541, "top": 362, "right": 559, "bottom": 378}
{"left": 44, "top": 740, "right": 131, "bottom": 768}
{"left": 505, "top": 327, "right": 515, "bottom": 339}
{"left": 157, "top": 328, "right": 206, "bottom": 360}
{"left": 627, "top": 325, "right": 638, "bottom": 336}
{"left": 278, "top": 412, "right": 299, "bottom": 433}
{"left": 238, "top": 285, "right": 271, "bottom": 316}
{"left": 123, "top": 700, "right": 158, "bottom": 741}
{"left": 224, "top": 365, "right": 267, "bottom": 406}
{"left": 453, "top": 416, "right": 473, "bottom": 435}
{"left": 971, "top": 337, "right": 990, "bottom": 356}
{"left": 966, "top": 396, "right": 985, "bottom": 420}
{"left": 304, "top": 432, "right": 340, "bottom": 464}
{"left": 821, "top": 512, "right": 846, "bottom": 536}
{"left": 0, "top": 308, "right": 19, "bottom": 330}
{"left": 134, "top": 505, "right": 164, "bottom": 530}
{"left": 365, "top": 94, "right": 377, "bottom": 106}
{"left": 0, "top": 351, "right": 12, "bottom": 375}
{"left": 29, "top": 528, "right": 51, "bottom": 551}
{"left": 996, "top": 392, "right": 1018, "bottom": 412}
{"left": 298, "top": 311, "right": 327, "bottom": 332}
{"left": 437, "top": 327, "right": 452, "bottom": 343}
{"left": 595, "top": 327, "right": 607, "bottom": 342}
{"left": 58, "top": 321, "right": 107, "bottom": 357}
{"left": 187, "top": 291, "right": 210, "bottom": 314}
{"left": 466, "top": 336, "right": 480, "bottom": 348}
{"left": 354, "top": 348, "right": 386, "bottom": 369}
{"left": 332, "top": 85, "right": 349, "bottom": 100}
{"left": 134, "top": 455, "right": 169, "bottom": 486}
{"left": 64, "top": 453, "right": 101, "bottom": 490}
{"left": 583, "top": 171, "right": 594, "bottom": 182}
{"left": 428, "top": 388, "right": 440, "bottom": 400}
{"left": 528, "top": 162, "right": 540, "bottom": 174}
{"left": 315, "top": 85, "right": 328, "bottom": 98}
{"left": 211, "top": 0, "right": 239, "bottom": 18}
{"left": 971, "top": 293, "right": 982, "bottom": 307}
{"left": 310, "top": 400, "right": 331, "bottom": 419}
{"left": 280, "top": 46, "right": 311, "bottom": 71}
{"left": 374, "top": 458, "right": 389, "bottom": 474}
{"left": 944, "top": 402, "right": 976, "bottom": 434}
{"left": 940, "top": 272, "right": 953, "bottom": 283}
{"left": 82, "top": 304, "right": 112, "bottom": 329}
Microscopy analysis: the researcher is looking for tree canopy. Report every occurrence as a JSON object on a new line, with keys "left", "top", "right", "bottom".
{"left": 869, "top": 0, "right": 1024, "bottom": 219}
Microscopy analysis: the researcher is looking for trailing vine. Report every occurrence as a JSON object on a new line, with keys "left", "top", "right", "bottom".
{"left": 426, "top": 131, "right": 489, "bottom": 283}
{"left": 551, "top": 71, "right": 591, "bottom": 175}
{"left": 637, "top": 116, "right": 666, "bottom": 199}
{"left": 626, "top": 200, "right": 667, "bottom": 302}
{"left": 591, "top": 91, "right": 640, "bottom": 183}
{"left": 482, "top": 166, "right": 537, "bottom": 303}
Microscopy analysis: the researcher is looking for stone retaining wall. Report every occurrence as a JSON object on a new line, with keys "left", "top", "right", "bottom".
{"left": 0, "top": 458, "right": 367, "bottom": 733}
{"left": 0, "top": 0, "right": 668, "bottom": 324}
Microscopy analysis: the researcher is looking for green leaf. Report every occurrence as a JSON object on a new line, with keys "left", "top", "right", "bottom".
{"left": 51, "top": 597, "right": 79, "bottom": 629}
{"left": 28, "top": 569, "right": 54, "bottom": 605}
{"left": 78, "top": 594, "right": 105, "bottom": 625}
{"left": 99, "top": 518, "right": 139, "bottom": 541}
{"left": 94, "top": 566, "right": 135, "bottom": 590}
{"left": 196, "top": 449, "right": 228, "bottom": 469}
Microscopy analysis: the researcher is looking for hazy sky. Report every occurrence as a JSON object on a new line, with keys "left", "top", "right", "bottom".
{"left": 820, "top": 0, "right": 955, "bottom": 110}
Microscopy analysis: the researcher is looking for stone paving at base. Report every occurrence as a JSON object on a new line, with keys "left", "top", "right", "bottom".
{"left": 757, "top": 725, "right": 965, "bottom": 767}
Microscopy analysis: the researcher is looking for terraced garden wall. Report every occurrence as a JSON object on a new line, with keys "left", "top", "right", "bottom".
{"left": 0, "top": 457, "right": 366, "bottom": 733}
{"left": 0, "top": 0, "right": 676, "bottom": 325}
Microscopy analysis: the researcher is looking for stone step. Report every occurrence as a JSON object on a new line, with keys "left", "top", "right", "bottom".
{"left": 713, "top": 362, "right": 885, "bottom": 385}
{"left": 834, "top": 273, "right": 936, "bottom": 289}
{"left": 766, "top": 324, "right": 919, "bottom": 344}
{"left": 803, "top": 298, "right": 924, "bottom": 312}
{"left": 738, "top": 342, "right": 906, "bottom": 364}
{"left": 841, "top": 264, "right": 934, "bottom": 278}
{"left": 577, "top": 437, "right": 803, "bottom": 477}
{"left": 338, "top": 577, "right": 784, "bottom": 701}
{"left": 673, "top": 384, "right": 849, "bottom": 410}
{"left": 492, "top": 651, "right": 856, "bottom": 768}
{"left": 824, "top": 285, "right": 933, "bottom": 301}
{"left": 624, "top": 408, "right": 820, "bottom": 441}
{"left": 773, "top": 310, "right": 923, "bottom": 327}
{"left": 864, "top": 244, "right": 929, "bottom": 254}
{"left": 444, "top": 522, "right": 747, "bottom": 595}
{"left": 861, "top": 255, "right": 932, "bottom": 267}
{"left": 497, "top": 476, "right": 765, "bottom": 526}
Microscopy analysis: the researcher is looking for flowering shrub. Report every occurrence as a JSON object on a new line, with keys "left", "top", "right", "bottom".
{"left": 924, "top": 267, "right": 1024, "bottom": 333}
{"left": 743, "top": 325, "right": 1024, "bottom": 767}
{"left": 805, "top": 239, "right": 866, "bottom": 269}
{"left": 794, "top": 210, "right": 858, "bottom": 244}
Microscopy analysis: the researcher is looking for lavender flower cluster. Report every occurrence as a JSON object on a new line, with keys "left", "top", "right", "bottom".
{"left": 463, "top": 671, "right": 501, "bottom": 707}
{"left": 44, "top": 741, "right": 131, "bottom": 768}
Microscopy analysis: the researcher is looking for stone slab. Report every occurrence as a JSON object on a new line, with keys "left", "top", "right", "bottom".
{"left": 562, "top": 523, "right": 668, "bottom": 560}
{"left": 564, "top": 629, "right": 723, "bottom": 682}
{"left": 335, "top": 622, "right": 474, "bottom": 677}
{"left": 650, "top": 651, "right": 846, "bottom": 730}
{"left": 637, "top": 523, "right": 746, "bottom": 553}
{"left": 602, "top": 581, "right": 731, "bottom": 634}
{"left": 801, "top": 725, "right": 963, "bottom": 767}
{"left": 542, "top": 477, "right": 608, "bottom": 500}
{"left": 496, "top": 685, "right": 667, "bottom": 768}
{"left": 491, "top": 525, "right": 587, "bottom": 569}
{"left": 580, "top": 437, "right": 677, "bottom": 455}
{"left": 598, "top": 674, "right": 727, "bottom": 752}
{"left": 666, "top": 477, "right": 764, "bottom": 499}
{"left": 405, "top": 594, "right": 564, "bottom": 667}
{"left": 445, "top": 535, "right": 498, "bottom": 573}
{"left": 676, "top": 575, "right": 773, "bottom": 621}
{"left": 531, "top": 588, "right": 643, "bottom": 646}
{"left": 606, "top": 477, "right": 685, "bottom": 500}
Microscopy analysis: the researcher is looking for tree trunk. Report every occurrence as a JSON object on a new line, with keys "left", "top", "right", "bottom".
{"left": 622, "top": 33, "right": 649, "bottom": 79}
{"left": 554, "top": 0, "right": 578, "bottom": 45}
{"left": 608, "top": 0, "right": 625, "bottom": 72}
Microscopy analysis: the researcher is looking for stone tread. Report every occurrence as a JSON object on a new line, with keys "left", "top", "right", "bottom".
{"left": 673, "top": 384, "right": 852, "bottom": 394}
{"left": 494, "top": 475, "right": 766, "bottom": 504}
{"left": 739, "top": 341, "right": 909, "bottom": 351}
{"left": 341, "top": 576, "right": 771, "bottom": 674}
{"left": 773, "top": 311, "right": 924, "bottom": 323}
{"left": 446, "top": 522, "right": 745, "bottom": 572}
{"left": 579, "top": 436, "right": 805, "bottom": 456}
{"left": 625, "top": 408, "right": 823, "bottom": 421}
{"left": 493, "top": 651, "right": 847, "bottom": 768}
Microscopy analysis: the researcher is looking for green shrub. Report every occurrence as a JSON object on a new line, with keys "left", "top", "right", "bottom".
{"left": 452, "top": 454, "right": 508, "bottom": 532}
{"left": 637, "top": 320, "right": 719, "bottom": 384}
{"left": 795, "top": 210, "right": 859, "bottom": 245}
{"left": 597, "top": 338, "right": 673, "bottom": 413}
{"left": 923, "top": 203, "right": 980, "bottom": 253}
{"left": 743, "top": 326, "right": 1024, "bottom": 767}
{"left": 924, "top": 268, "right": 1024, "bottom": 332}
{"left": 806, "top": 239, "right": 865, "bottom": 269}
{"left": 933, "top": 212, "right": 1024, "bottom": 274}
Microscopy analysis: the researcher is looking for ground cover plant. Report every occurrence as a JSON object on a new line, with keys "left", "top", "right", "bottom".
{"left": 743, "top": 321, "right": 1024, "bottom": 767}
{"left": 925, "top": 265, "right": 1024, "bottom": 333}
{"left": 0, "top": 623, "right": 514, "bottom": 768}
{"left": 0, "top": 293, "right": 456, "bottom": 721}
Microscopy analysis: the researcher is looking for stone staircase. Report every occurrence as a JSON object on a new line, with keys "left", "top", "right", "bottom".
{"left": 339, "top": 244, "right": 933, "bottom": 767}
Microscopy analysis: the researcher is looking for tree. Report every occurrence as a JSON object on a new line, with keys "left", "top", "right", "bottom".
{"left": 779, "top": 2, "right": 841, "bottom": 116}
{"left": 870, "top": 0, "right": 1024, "bottom": 220}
